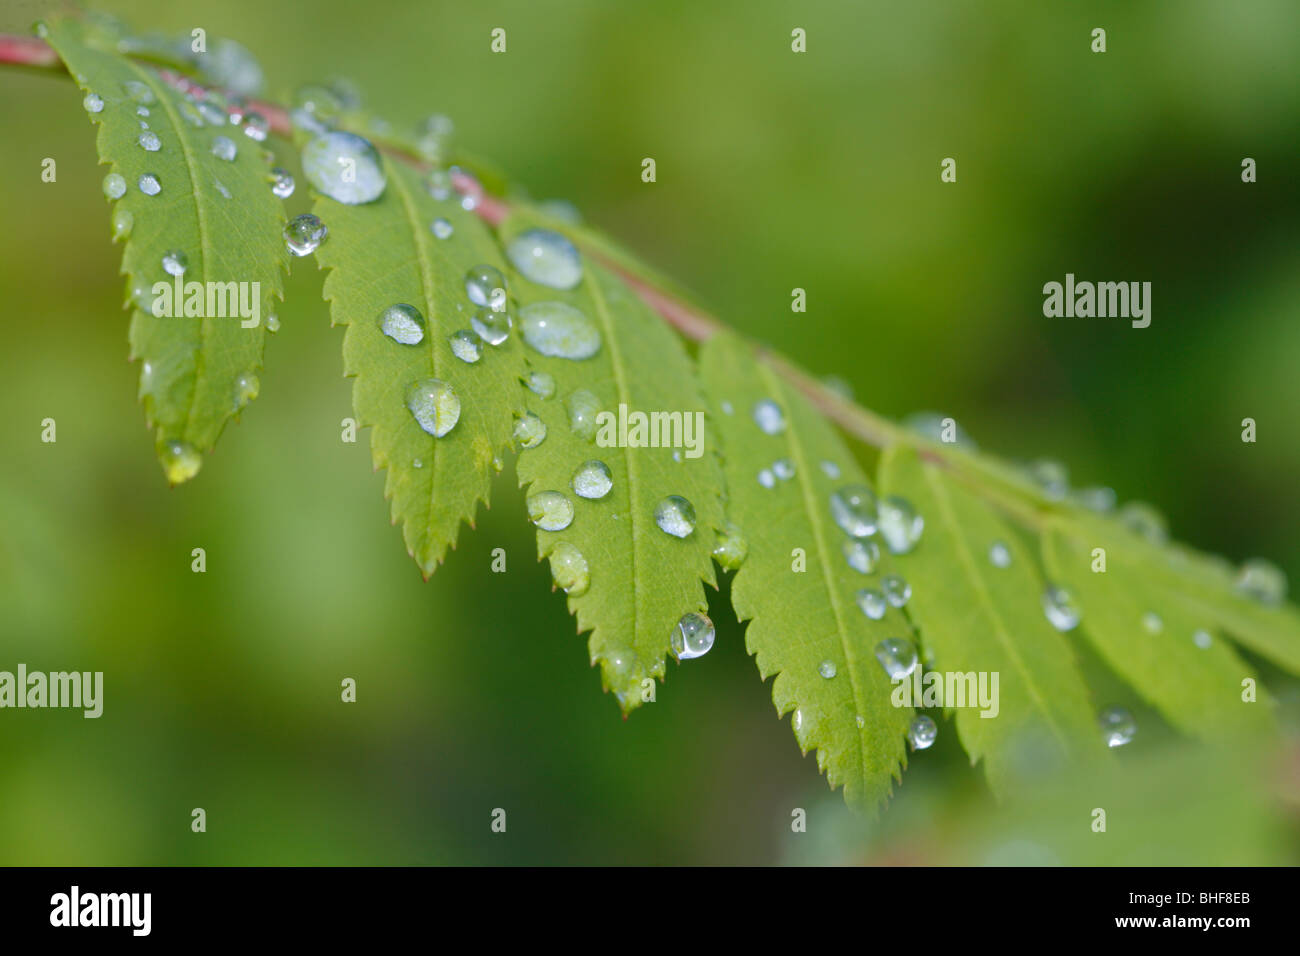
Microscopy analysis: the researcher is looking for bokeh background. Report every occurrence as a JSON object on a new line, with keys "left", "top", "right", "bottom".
{"left": 1, "top": 0, "right": 1298, "bottom": 864}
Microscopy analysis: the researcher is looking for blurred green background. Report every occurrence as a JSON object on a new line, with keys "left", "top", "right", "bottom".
{"left": 1, "top": 0, "right": 1298, "bottom": 864}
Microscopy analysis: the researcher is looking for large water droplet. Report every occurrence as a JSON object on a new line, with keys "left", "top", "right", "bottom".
{"left": 1099, "top": 707, "right": 1136, "bottom": 748}
{"left": 549, "top": 541, "right": 590, "bottom": 596}
{"left": 671, "top": 612, "right": 715, "bottom": 660}
{"left": 450, "top": 329, "right": 483, "bottom": 363}
{"left": 654, "top": 495, "right": 696, "bottom": 538}
{"left": 877, "top": 495, "right": 924, "bottom": 554}
{"left": 572, "top": 460, "right": 612, "bottom": 499}
{"left": 284, "top": 213, "right": 328, "bottom": 256}
{"left": 882, "top": 574, "right": 911, "bottom": 608}
{"left": 471, "top": 307, "right": 512, "bottom": 346}
{"left": 83, "top": 92, "right": 104, "bottom": 113}
{"left": 525, "top": 370, "right": 555, "bottom": 399}
{"left": 874, "top": 637, "right": 918, "bottom": 680}
{"left": 520, "top": 302, "right": 601, "bottom": 360}
{"left": 506, "top": 228, "right": 584, "bottom": 290}
{"left": 527, "top": 491, "right": 574, "bottom": 531}
{"left": 162, "top": 249, "right": 188, "bottom": 277}
{"left": 818, "top": 660, "right": 837, "bottom": 679}
{"left": 102, "top": 172, "right": 126, "bottom": 200}
{"left": 1042, "top": 585, "right": 1081, "bottom": 632}
{"left": 241, "top": 111, "right": 270, "bottom": 141}
{"left": 405, "top": 378, "right": 460, "bottom": 437}
{"left": 123, "top": 80, "right": 155, "bottom": 104}
{"left": 160, "top": 439, "right": 201, "bottom": 484}
{"left": 843, "top": 538, "right": 880, "bottom": 574}
{"left": 301, "top": 131, "right": 386, "bottom": 203}
{"left": 138, "top": 173, "right": 161, "bottom": 196}
{"left": 513, "top": 412, "right": 547, "bottom": 449}
{"left": 269, "top": 167, "right": 295, "bottom": 198}
{"left": 566, "top": 389, "right": 601, "bottom": 440}
{"left": 829, "top": 484, "right": 878, "bottom": 538}
{"left": 1234, "top": 557, "right": 1287, "bottom": 606}
{"left": 988, "top": 540, "right": 1012, "bottom": 568}
{"left": 908, "top": 715, "right": 938, "bottom": 750}
{"left": 137, "top": 130, "right": 161, "bottom": 152}
{"left": 464, "top": 264, "right": 508, "bottom": 310}
{"left": 712, "top": 523, "right": 749, "bottom": 570}
{"left": 857, "top": 588, "right": 887, "bottom": 620}
{"left": 752, "top": 399, "right": 786, "bottom": 435}
{"left": 378, "top": 303, "right": 425, "bottom": 345}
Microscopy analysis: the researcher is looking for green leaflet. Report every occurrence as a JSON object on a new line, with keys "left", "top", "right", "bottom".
{"left": 497, "top": 212, "right": 722, "bottom": 713}
{"left": 313, "top": 160, "right": 527, "bottom": 574}
{"left": 1042, "top": 520, "right": 1277, "bottom": 741}
{"left": 700, "top": 332, "right": 912, "bottom": 810}
{"left": 879, "top": 447, "right": 1104, "bottom": 794}
{"left": 46, "top": 18, "right": 287, "bottom": 484}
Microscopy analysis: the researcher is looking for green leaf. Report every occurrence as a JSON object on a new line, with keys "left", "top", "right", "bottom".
{"left": 878, "top": 446, "right": 1104, "bottom": 793}
{"left": 699, "top": 332, "right": 912, "bottom": 810}
{"left": 45, "top": 17, "right": 287, "bottom": 484}
{"left": 497, "top": 212, "right": 722, "bottom": 713}
{"left": 313, "top": 160, "right": 527, "bottom": 574}
{"left": 1042, "top": 518, "right": 1277, "bottom": 741}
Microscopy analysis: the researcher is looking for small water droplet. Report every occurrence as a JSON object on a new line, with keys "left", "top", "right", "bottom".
{"left": 1192, "top": 628, "right": 1212, "bottom": 649}
{"left": 284, "top": 213, "right": 328, "bottom": 256}
{"left": 1076, "top": 485, "right": 1117, "bottom": 513}
{"left": 572, "top": 460, "right": 612, "bottom": 499}
{"left": 83, "top": 92, "right": 104, "bottom": 113}
{"left": 1029, "top": 459, "right": 1069, "bottom": 501}
{"left": 405, "top": 378, "right": 460, "bottom": 437}
{"left": 102, "top": 172, "right": 126, "bottom": 200}
{"left": 671, "top": 612, "right": 715, "bottom": 660}
{"left": 464, "top": 264, "right": 508, "bottom": 310}
{"left": 1119, "top": 501, "right": 1168, "bottom": 545}
{"left": 241, "top": 111, "right": 270, "bottom": 141}
{"left": 857, "top": 588, "right": 887, "bottom": 620}
{"left": 513, "top": 412, "right": 547, "bottom": 449}
{"left": 720, "top": 400, "right": 734, "bottom": 415}
{"left": 772, "top": 458, "right": 795, "bottom": 481}
{"left": 138, "top": 173, "right": 161, "bottom": 196}
{"left": 412, "top": 457, "right": 424, "bottom": 469}
{"left": 818, "top": 659, "right": 837, "bottom": 679}
{"left": 471, "top": 307, "right": 512, "bottom": 346}
{"left": 425, "top": 169, "right": 452, "bottom": 201}
{"left": 162, "top": 249, "right": 188, "bottom": 277}
{"left": 752, "top": 399, "right": 786, "bottom": 435}
{"left": 525, "top": 370, "right": 556, "bottom": 399}
{"left": 1234, "top": 557, "right": 1287, "bottom": 606}
{"left": 1099, "top": 707, "right": 1136, "bottom": 748}
{"left": 450, "top": 329, "right": 483, "bottom": 363}
{"left": 757, "top": 468, "right": 775, "bottom": 489}
{"left": 460, "top": 194, "right": 478, "bottom": 212}
{"left": 527, "top": 491, "right": 574, "bottom": 531}
{"left": 549, "top": 541, "right": 590, "bottom": 596}
{"left": 430, "top": 217, "right": 453, "bottom": 240}
{"left": 197, "top": 101, "right": 227, "bottom": 126}
{"left": 266, "top": 313, "right": 281, "bottom": 333}
{"left": 712, "top": 522, "right": 749, "bottom": 570}
{"left": 989, "top": 540, "right": 1012, "bottom": 568}
{"left": 843, "top": 539, "right": 880, "bottom": 574}
{"left": 854, "top": 714, "right": 866, "bottom": 729}
{"left": 123, "top": 80, "right": 155, "bottom": 104}
{"left": 211, "top": 135, "right": 237, "bottom": 161}
{"left": 654, "top": 495, "right": 696, "bottom": 538}
{"left": 136, "top": 106, "right": 149, "bottom": 118}
{"left": 111, "top": 207, "right": 133, "bottom": 240}
{"left": 882, "top": 574, "right": 911, "bottom": 608}
{"left": 232, "top": 371, "right": 260, "bottom": 410}
{"left": 566, "top": 389, "right": 601, "bottom": 440}
{"left": 878, "top": 495, "right": 924, "bottom": 554}
{"left": 793, "top": 709, "right": 804, "bottom": 732}
{"left": 908, "top": 715, "right": 938, "bottom": 750}
{"left": 829, "top": 484, "right": 878, "bottom": 538}
{"left": 874, "top": 637, "right": 918, "bottom": 680}
{"left": 520, "top": 301, "right": 601, "bottom": 360}
{"left": 1042, "top": 585, "right": 1081, "bottom": 632}
{"left": 820, "top": 460, "right": 841, "bottom": 479}
{"left": 506, "top": 228, "right": 584, "bottom": 290}
{"left": 301, "top": 130, "right": 385, "bottom": 202}
{"left": 269, "top": 167, "right": 295, "bottom": 198}
{"left": 213, "top": 179, "right": 232, "bottom": 200}
{"left": 378, "top": 304, "right": 425, "bottom": 345}
{"left": 1141, "top": 611, "right": 1163, "bottom": 634}
{"left": 160, "top": 440, "right": 201, "bottom": 484}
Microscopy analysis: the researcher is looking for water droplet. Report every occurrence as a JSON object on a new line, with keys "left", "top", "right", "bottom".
{"left": 460, "top": 194, "right": 478, "bottom": 212}
{"left": 874, "top": 637, "right": 918, "bottom": 680}
{"left": 102, "top": 172, "right": 126, "bottom": 200}
{"left": 1141, "top": 611, "right": 1163, "bottom": 634}
{"left": 464, "top": 264, "right": 508, "bottom": 310}
{"left": 654, "top": 495, "right": 696, "bottom": 538}
{"left": 752, "top": 399, "right": 785, "bottom": 435}
{"left": 293, "top": 84, "right": 343, "bottom": 122}
{"left": 525, "top": 370, "right": 555, "bottom": 399}
{"left": 160, "top": 440, "right": 201, "bottom": 484}
{"left": 211, "top": 135, "right": 236, "bottom": 161}
{"left": 269, "top": 167, "right": 295, "bottom": 198}
{"left": 818, "top": 660, "right": 837, "bottom": 679}
{"left": 232, "top": 371, "right": 259, "bottom": 410}
{"left": 1076, "top": 485, "right": 1117, "bottom": 513}
{"left": 378, "top": 303, "right": 425, "bottom": 345}
{"left": 195, "top": 101, "right": 227, "bottom": 127}
{"left": 471, "top": 307, "right": 512, "bottom": 346}
{"left": 1192, "top": 629, "right": 1213, "bottom": 649}
{"left": 301, "top": 131, "right": 385, "bottom": 203}
{"left": 83, "top": 92, "right": 104, "bottom": 113}
{"left": 549, "top": 541, "right": 590, "bottom": 596}
{"left": 136, "top": 106, "right": 149, "bottom": 118}
{"left": 425, "top": 169, "right": 452, "bottom": 201}
{"left": 138, "top": 173, "right": 161, "bottom": 196}
{"left": 111, "top": 207, "right": 133, "bottom": 240}
{"left": 829, "top": 484, "right": 878, "bottom": 537}
{"left": 856, "top": 588, "right": 887, "bottom": 620}
{"left": 671, "top": 612, "right": 715, "bottom": 660}
{"left": 1099, "top": 707, "right": 1136, "bottom": 748}
{"left": 877, "top": 495, "right": 924, "bottom": 554}
{"left": 430, "top": 217, "right": 453, "bottom": 240}
{"left": 266, "top": 313, "right": 281, "bottom": 333}
{"left": 161, "top": 249, "right": 188, "bottom": 277}
{"left": 989, "top": 540, "right": 1012, "bottom": 568}
{"left": 241, "top": 111, "right": 269, "bottom": 141}
{"left": 213, "top": 179, "right": 232, "bottom": 200}
{"left": 404, "top": 378, "right": 460, "bottom": 437}
{"left": 412, "top": 458, "right": 424, "bottom": 469}
{"left": 908, "top": 715, "right": 938, "bottom": 750}
{"left": 513, "top": 412, "right": 547, "bottom": 449}
{"left": 1042, "top": 585, "right": 1081, "bottom": 632}
{"left": 1119, "top": 501, "right": 1168, "bottom": 545}
{"left": 820, "top": 460, "right": 841, "bottom": 479}
{"left": 720, "top": 400, "right": 734, "bottom": 415}
{"left": 843, "top": 538, "right": 880, "bottom": 574}
{"left": 519, "top": 301, "right": 601, "bottom": 360}
{"left": 882, "top": 574, "right": 911, "bottom": 608}
{"left": 1234, "top": 558, "right": 1287, "bottom": 606}
{"left": 855, "top": 714, "right": 866, "bottom": 729}
{"left": 527, "top": 491, "right": 574, "bottom": 531}
{"left": 757, "top": 468, "right": 775, "bottom": 489}
{"left": 793, "top": 709, "right": 804, "bottom": 732}
{"left": 572, "top": 460, "right": 612, "bottom": 499}
{"left": 506, "top": 228, "right": 583, "bottom": 290}
{"left": 123, "top": 80, "right": 155, "bottom": 104}
{"left": 566, "top": 389, "right": 601, "bottom": 440}
{"left": 416, "top": 114, "right": 455, "bottom": 164}
{"left": 772, "top": 458, "right": 795, "bottom": 481}
{"left": 1029, "top": 459, "right": 1069, "bottom": 501}
{"left": 712, "top": 523, "right": 749, "bottom": 570}
{"left": 450, "top": 329, "right": 483, "bottom": 363}
{"left": 284, "top": 213, "right": 328, "bottom": 256}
